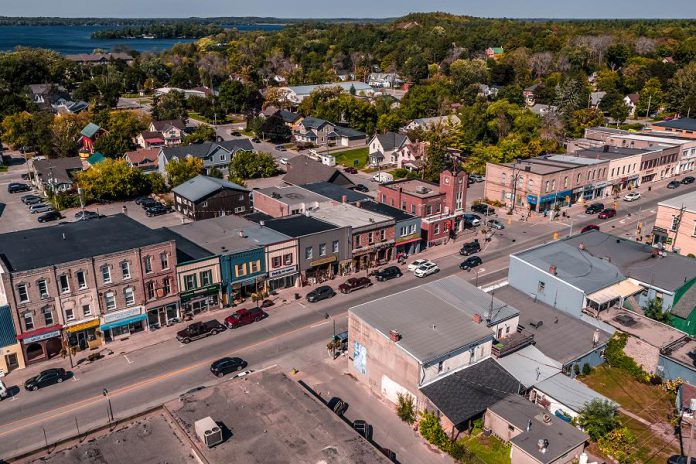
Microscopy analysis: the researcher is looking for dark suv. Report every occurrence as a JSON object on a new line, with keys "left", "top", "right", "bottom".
{"left": 306, "top": 285, "right": 335, "bottom": 303}
{"left": 585, "top": 203, "right": 604, "bottom": 214}
{"left": 8, "top": 183, "right": 31, "bottom": 193}
{"left": 471, "top": 203, "right": 495, "bottom": 215}
{"left": 374, "top": 266, "right": 402, "bottom": 282}
{"left": 460, "top": 239, "right": 481, "bottom": 256}
{"left": 210, "top": 357, "right": 247, "bottom": 377}
{"left": 224, "top": 307, "right": 266, "bottom": 328}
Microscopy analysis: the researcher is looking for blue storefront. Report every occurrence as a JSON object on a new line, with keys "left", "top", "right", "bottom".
{"left": 527, "top": 190, "right": 574, "bottom": 212}
{"left": 220, "top": 247, "right": 267, "bottom": 306}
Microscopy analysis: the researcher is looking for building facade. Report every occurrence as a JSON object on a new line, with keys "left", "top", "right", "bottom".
{"left": 653, "top": 191, "right": 696, "bottom": 256}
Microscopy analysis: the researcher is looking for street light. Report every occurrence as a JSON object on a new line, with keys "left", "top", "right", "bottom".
{"left": 103, "top": 388, "right": 114, "bottom": 423}
{"left": 509, "top": 158, "right": 522, "bottom": 215}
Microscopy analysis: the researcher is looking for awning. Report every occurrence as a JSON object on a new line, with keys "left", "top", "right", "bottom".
{"left": 16, "top": 324, "right": 63, "bottom": 341}
{"left": 66, "top": 319, "right": 100, "bottom": 333}
{"left": 587, "top": 280, "right": 644, "bottom": 305}
{"left": 100, "top": 314, "right": 148, "bottom": 331}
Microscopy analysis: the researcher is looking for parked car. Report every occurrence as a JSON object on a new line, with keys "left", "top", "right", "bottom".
{"left": 338, "top": 277, "right": 373, "bottom": 294}
{"left": 279, "top": 157, "right": 288, "bottom": 165}
{"left": 0, "top": 379, "right": 8, "bottom": 400}
{"left": 353, "top": 184, "right": 369, "bottom": 193}
{"left": 21, "top": 173, "right": 33, "bottom": 181}
{"left": 24, "top": 368, "right": 68, "bottom": 391}
{"left": 681, "top": 176, "right": 695, "bottom": 185}
{"left": 327, "top": 397, "right": 349, "bottom": 416}
{"left": 668, "top": 456, "right": 696, "bottom": 464}
{"left": 414, "top": 262, "right": 439, "bottom": 278}
{"left": 74, "top": 210, "right": 100, "bottom": 221}
{"left": 38, "top": 211, "right": 63, "bottom": 223}
{"left": 30, "top": 204, "right": 53, "bottom": 214}
{"left": 668, "top": 180, "right": 681, "bottom": 189}
{"left": 344, "top": 166, "right": 358, "bottom": 174}
{"left": 23, "top": 196, "right": 44, "bottom": 205}
{"left": 374, "top": 266, "right": 402, "bottom": 282}
{"left": 460, "top": 239, "right": 481, "bottom": 256}
{"left": 176, "top": 320, "right": 226, "bottom": 343}
{"left": 224, "top": 307, "right": 266, "bottom": 329}
{"left": 275, "top": 145, "right": 286, "bottom": 152}
{"left": 251, "top": 138, "right": 261, "bottom": 143}
{"left": 581, "top": 224, "right": 600, "bottom": 233}
{"left": 21, "top": 194, "right": 41, "bottom": 203}
{"left": 469, "top": 174, "right": 484, "bottom": 183}
{"left": 8, "top": 183, "right": 31, "bottom": 193}
{"left": 408, "top": 259, "right": 431, "bottom": 272}
{"left": 623, "top": 192, "right": 641, "bottom": 202}
{"left": 585, "top": 203, "right": 604, "bottom": 214}
{"left": 210, "top": 357, "right": 247, "bottom": 378}
{"left": 598, "top": 208, "right": 616, "bottom": 219}
{"left": 471, "top": 203, "right": 495, "bottom": 215}
{"left": 230, "top": 131, "right": 242, "bottom": 137}
{"left": 462, "top": 214, "right": 481, "bottom": 227}
{"left": 487, "top": 219, "right": 505, "bottom": 230}
{"left": 460, "top": 256, "right": 483, "bottom": 271}
{"left": 352, "top": 420, "right": 373, "bottom": 440}
{"left": 139, "top": 198, "right": 160, "bottom": 209}
{"left": 306, "top": 285, "right": 336, "bottom": 303}
{"left": 135, "top": 196, "right": 155, "bottom": 206}
{"left": 145, "top": 204, "right": 170, "bottom": 217}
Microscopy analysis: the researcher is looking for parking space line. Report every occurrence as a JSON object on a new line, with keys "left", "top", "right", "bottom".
{"left": 123, "top": 355, "right": 134, "bottom": 364}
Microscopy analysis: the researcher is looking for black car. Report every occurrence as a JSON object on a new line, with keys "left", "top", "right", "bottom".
{"left": 8, "top": 183, "right": 31, "bottom": 193}
{"left": 251, "top": 138, "right": 261, "bottom": 143}
{"left": 471, "top": 203, "right": 495, "bottom": 215}
{"left": 459, "top": 239, "right": 481, "bottom": 256}
{"left": 38, "top": 211, "right": 63, "bottom": 223}
{"left": 327, "top": 397, "right": 349, "bottom": 416}
{"left": 682, "top": 176, "right": 695, "bottom": 185}
{"left": 210, "top": 357, "right": 247, "bottom": 377}
{"left": 74, "top": 210, "right": 100, "bottom": 221}
{"left": 668, "top": 180, "right": 681, "bottom": 189}
{"left": 460, "top": 256, "right": 483, "bottom": 270}
{"left": 145, "top": 204, "right": 170, "bottom": 217}
{"left": 353, "top": 420, "right": 373, "bottom": 440}
{"left": 306, "top": 285, "right": 336, "bottom": 303}
{"left": 585, "top": 203, "right": 604, "bottom": 214}
{"left": 668, "top": 456, "right": 696, "bottom": 464}
{"left": 137, "top": 197, "right": 159, "bottom": 208}
{"left": 24, "top": 368, "right": 68, "bottom": 391}
{"left": 231, "top": 131, "right": 242, "bottom": 137}
{"left": 374, "top": 266, "right": 403, "bottom": 282}
{"left": 353, "top": 184, "right": 369, "bottom": 193}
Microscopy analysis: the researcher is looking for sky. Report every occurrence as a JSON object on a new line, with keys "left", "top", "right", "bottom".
{"left": 1, "top": 0, "right": 696, "bottom": 19}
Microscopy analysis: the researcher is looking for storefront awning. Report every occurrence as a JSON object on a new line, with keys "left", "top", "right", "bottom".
{"left": 66, "top": 319, "right": 100, "bottom": 333}
{"left": 587, "top": 280, "right": 643, "bottom": 305}
{"left": 16, "top": 324, "right": 63, "bottom": 341}
{"left": 101, "top": 314, "right": 148, "bottom": 331}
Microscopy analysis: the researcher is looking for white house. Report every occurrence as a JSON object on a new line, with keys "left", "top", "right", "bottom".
{"left": 624, "top": 93, "right": 640, "bottom": 117}
{"left": 368, "top": 132, "right": 410, "bottom": 166}
{"left": 279, "top": 81, "right": 374, "bottom": 105}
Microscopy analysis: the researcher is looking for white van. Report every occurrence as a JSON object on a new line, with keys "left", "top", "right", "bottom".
{"left": 0, "top": 380, "right": 8, "bottom": 400}
{"left": 372, "top": 172, "right": 394, "bottom": 183}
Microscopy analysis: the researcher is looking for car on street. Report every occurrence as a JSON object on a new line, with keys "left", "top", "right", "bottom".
{"left": 30, "top": 204, "right": 53, "bottom": 214}
{"left": 135, "top": 196, "right": 155, "bottom": 206}
{"left": 460, "top": 239, "right": 481, "bottom": 256}
{"left": 176, "top": 320, "right": 226, "bottom": 343}
{"left": 408, "top": 259, "right": 431, "bottom": 272}
{"left": 460, "top": 256, "right": 483, "bottom": 271}
{"left": 224, "top": 307, "right": 266, "bottom": 329}
{"left": 668, "top": 456, "right": 696, "bottom": 464}
{"left": 145, "top": 204, "right": 170, "bottom": 217}
{"left": 585, "top": 203, "right": 604, "bottom": 214}
{"left": 8, "top": 183, "right": 31, "bottom": 193}
{"left": 623, "top": 192, "right": 641, "bottom": 202}
{"left": 0, "top": 379, "right": 8, "bottom": 400}
{"left": 581, "top": 224, "right": 600, "bottom": 233}
{"left": 38, "top": 211, "right": 63, "bottom": 223}
{"left": 681, "top": 176, "right": 695, "bottom": 185}
{"left": 374, "top": 266, "right": 402, "bottom": 282}
{"left": 327, "top": 397, "right": 349, "bottom": 416}
{"left": 414, "top": 262, "right": 439, "bottom": 278}
{"left": 23, "top": 196, "right": 44, "bottom": 205}
{"left": 468, "top": 174, "right": 484, "bottom": 183}
{"left": 24, "top": 368, "right": 69, "bottom": 391}
{"left": 598, "top": 208, "right": 616, "bottom": 219}
{"left": 279, "top": 157, "right": 288, "bottom": 165}
{"left": 338, "top": 277, "right": 373, "bottom": 294}
{"left": 353, "top": 184, "right": 369, "bottom": 193}
{"left": 209, "top": 357, "right": 247, "bottom": 378}
{"left": 471, "top": 203, "right": 495, "bottom": 215}
{"left": 139, "top": 198, "right": 160, "bottom": 209}
{"left": 230, "top": 131, "right": 242, "bottom": 137}
{"left": 251, "top": 138, "right": 261, "bottom": 143}
{"left": 668, "top": 180, "right": 681, "bottom": 189}
{"left": 463, "top": 214, "right": 481, "bottom": 227}
{"left": 487, "top": 219, "right": 505, "bottom": 230}
{"left": 306, "top": 285, "right": 336, "bottom": 303}
{"left": 352, "top": 420, "right": 373, "bottom": 440}
{"left": 74, "top": 210, "right": 100, "bottom": 221}
{"left": 275, "top": 145, "right": 286, "bottom": 152}
{"left": 343, "top": 166, "right": 358, "bottom": 174}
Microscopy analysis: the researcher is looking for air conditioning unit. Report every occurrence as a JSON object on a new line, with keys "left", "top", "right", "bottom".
{"left": 195, "top": 416, "right": 223, "bottom": 448}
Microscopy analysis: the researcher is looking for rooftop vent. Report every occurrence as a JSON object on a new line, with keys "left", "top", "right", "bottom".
{"left": 538, "top": 439, "right": 549, "bottom": 453}
{"left": 578, "top": 242, "right": 586, "bottom": 251}
{"left": 416, "top": 186, "right": 430, "bottom": 194}
{"left": 524, "top": 165, "right": 531, "bottom": 172}
{"left": 472, "top": 313, "right": 482, "bottom": 324}
{"left": 389, "top": 329, "right": 401, "bottom": 342}
{"left": 271, "top": 192, "right": 282, "bottom": 199}
{"left": 548, "top": 265, "right": 557, "bottom": 275}
{"left": 259, "top": 220, "right": 265, "bottom": 226}
{"left": 542, "top": 413, "right": 551, "bottom": 424}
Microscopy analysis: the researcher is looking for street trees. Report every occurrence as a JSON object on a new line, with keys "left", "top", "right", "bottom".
{"left": 75, "top": 158, "right": 149, "bottom": 201}
{"left": 228, "top": 151, "right": 277, "bottom": 179}
{"left": 165, "top": 156, "right": 204, "bottom": 187}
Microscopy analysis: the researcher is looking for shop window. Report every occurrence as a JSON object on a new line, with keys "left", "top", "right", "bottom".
{"left": 200, "top": 270, "right": 212, "bottom": 287}
{"left": 83, "top": 304, "right": 92, "bottom": 317}
{"left": 65, "top": 308, "right": 75, "bottom": 321}
{"left": 59, "top": 275, "right": 70, "bottom": 293}
{"left": 43, "top": 307, "right": 54, "bottom": 325}
{"left": 163, "top": 278, "right": 171, "bottom": 295}
{"left": 38, "top": 279, "right": 48, "bottom": 299}
{"left": 101, "top": 265, "right": 111, "bottom": 284}
{"left": 144, "top": 256, "right": 152, "bottom": 273}
{"left": 319, "top": 243, "right": 327, "bottom": 256}
{"left": 124, "top": 288, "right": 135, "bottom": 306}
{"left": 184, "top": 274, "right": 197, "bottom": 291}
{"left": 17, "top": 284, "right": 29, "bottom": 303}
{"left": 121, "top": 261, "right": 131, "bottom": 279}
{"left": 272, "top": 256, "right": 281, "bottom": 268}
{"left": 24, "top": 312, "right": 34, "bottom": 331}
{"left": 105, "top": 291, "right": 116, "bottom": 310}
{"left": 160, "top": 252, "right": 169, "bottom": 270}
{"left": 77, "top": 271, "right": 87, "bottom": 289}
{"left": 146, "top": 282, "right": 155, "bottom": 300}
{"left": 284, "top": 253, "right": 294, "bottom": 265}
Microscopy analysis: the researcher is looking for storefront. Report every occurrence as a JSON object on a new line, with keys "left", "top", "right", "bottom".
{"left": 230, "top": 276, "right": 265, "bottom": 305}
{"left": 65, "top": 318, "right": 101, "bottom": 352}
{"left": 351, "top": 242, "right": 394, "bottom": 271}
{"left": 180, "top": 284, "right": 220, "bottom": 316}
{"left": 101, "top": 307, "right": 147, "bottom": 342}
{"left": 304, "top": 256, "right": 337, "bottom": 285}
{"left": 147, "top": 303, "right": 180, "bottom": 328}
{"left": 16, "top": 324, "right": 63, "bottom": 364}
{"left": 529, "top": 190, "right": 573, "bottom": 212}
{"left": 395, "top": 234, "right": 422, "bottom": 258}
{"left": 267, "top": 266, "right": 298, "bottom": 291}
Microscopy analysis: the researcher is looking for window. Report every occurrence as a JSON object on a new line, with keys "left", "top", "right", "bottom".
{"left": 272, "top": 256, "right": 282, "bottom": 268}
{"left": 101, "top": 265, "right": 111, "bottom": 284}
{"left": 59, "top": 275, "right": 70, "bottom": 293}
{"left": 611, "top": 168, "right": 615, "bottom": 177}
{"left": 65, "top": 307, "right": 74, "bottom": 322}
{"left": 305, "top": 246, "right": 314, "bottom": 260}
{"left": 38, "top": 279, "right": 48, "bottom": 299}
{"left": 438, "top": 361, "right": 443, "bottom": 373}
{"left": 144, "top": 256, "right": 152, "bottom": 273}
{"left": 381, "top": 194, "right": 386, "bottom": 203}
{"left": 538, "top": 281, "right": 546, "bottom": 294}
{"left": 200, "top": 270, "right": 212, "bottom": 287}
{"left": 319, "top": 243, "right": 327, "bottom": 256}
{"left": 239, "top": 194, "right": 245, "bottom": 201}
{"left": 436, "top": 203, "right": 442, "bottom": 214}
{"left": 545, "top": 181, "right": 549, "bottom": 193}
{"left": 17, "top": 284, "right": 28, "bottom": 303}
{"left": 235, "top": 263, "right": 247, "bottom": 277}
{"left": 400, "top": 226, "right": 407, "bottom": 236}
{"left": 331, "top": 241, "right": 339, "bottom": 254}
{"left": 76, "top": 271, "right": 87, "bottom": 289}
{"left": 380, "top": 229, "right": 386, "bottom": 241}
{"left": 234, "top": 206, "right": 246, "bottom": 213}
{"left": 160, "top": 252, "right": 169, "bottom": 270}
{"left": 401, "top": 200, "right": 406, "bottom": 210}
{"left": 563, "top": 176, "right": 568, "bottom": 188}
{"left": 425, "top": 205, "right": 432, "bottom": 216}
{"left": 163, "top": 278, "right": 171, "bottom": 295}
{"left": 146, "top": 282, "right": 155, "bottom": 300}
{"left": 410, "top": 204, "right": 416, "bottom": 214}
{"left": 354, "top": 235, "right": 360, "bottom": 248}
{"left": 104, "top": 291, "right": 116, "bottom": 310}
{"left": 368, "top": 232, "right": 374, "bottom": 244}
{"left": 693, "top": 221, "right": 696, "bottom": 237}
{"left": 184, "top": 274, "right": 197, "bottom": 291}
{"left": 24, "top": 312, "right": 34, "bottom": 331}
{"left": 551, "top": 179, "right": 555, "bottom": 190}
{"left": 82, "top": 304, "right": 92, "bottom": 317}
{"left": 249, "top": 260, "right": 260, "bottom": 273}
{"left": 43, "top": 307, "right": 53, "bottom": 325}
{"left": 121, "top": 261, "right": 131, "bottom": 279}
{"left": 576, "top": 173, "right": 581, "bottom": 183}
{"left": 284, "top": 253, "right": 293, "bottom": 265}
{"left": 124, "top": 288, "right": 135, "bottom": 306}
{"left": 434, "top": 224, "right": 440, "bottom": 235}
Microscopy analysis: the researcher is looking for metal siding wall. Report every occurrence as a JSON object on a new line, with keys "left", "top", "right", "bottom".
{"left": 0, "top": 305, "right": 17, "bottom": 348}
{"left": 659, "top": 355, "right": 696, "bottom": 385}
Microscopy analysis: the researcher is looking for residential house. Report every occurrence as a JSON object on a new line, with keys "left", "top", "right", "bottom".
{"left": 124, "top": 148, "right": 160, "bottom": 172}
{"left": 355, "top": 201, "right": 422, "bottom": 257}
{"left": 0, "top": 302, "right": 23, "bottom": 374}
{"left": 649, "top": 118, "right": 696, "bottom": 140}
{"left": 283, "top": 157, "right": 355, "bottom": 188}
{"left": 154, "top": 87, "right": 209, "bottom": 99}
{"left": 485, "top": 395, "right": 588, "bottom": 464}
{"left": 530, "top": 104, "right": 557, "bottom": 116}
{"left": 624, "top": 93, "right": 640, "bottom": 117}
{"left": 173, "top": 175, "right": 251, "bottom": 221}
{"left": 136, "top": 131, "right": 165, "bottom": 149}
{"left": 65, "top": 52, "right": 133, "bottom": 65}
{"left": 150, "top": 119, "right": 186, "bottom": 146}
{"left": 26, "top": 84, "right": 69, "bottom": 112}
{"left": 0, "top": 215, "right": 178, "bottom": 367}
{"left": 30, "top": 157, "right": 84, "bottom": 193}
{"left": 523, "top": 84, "right": 540, "bottom": 106}
{"left": 368, "top": 132, "right": 409, "bottom": 167}
{"left": 53, "top": 99, "right": 88, "bottom": 115}
{"left": 368, "top": 73, "right": 402, "bottom": 89}
{"left": 278, "top": 81, "right": 374, "bottom": 106}
{"left": 252, "top": 185, "right": 334, "bottom": 218}
{"left": 378, "top": 169, "right": 468, "bottom": 246}
{"left": 401, "top": 115, "right": 461, "bottom": 133}
{"left": 655, "top": 337, "right": 696, "bottom": 391}
{"left": 590, "top": 91, "right": 606, "bottom": 108}
{"left": 485, "top": 47, "right": 504, "bottom": 60}
{"left": 157, "top": 139, "right": 254, "bottom": 176}
{"left": 478, "top": 84, "right": 500, "bottom": 99}
{"left": 496, "top": 345, "right": 563, "bottom": 389}
{"left": 531, "top": 373, "right": 614, "bottom": 420}
{"left": 79, "top": 123, "right": 104, "bottom": 154}
{"left": 294, "top": 117, "right": 366, "bottom": 148}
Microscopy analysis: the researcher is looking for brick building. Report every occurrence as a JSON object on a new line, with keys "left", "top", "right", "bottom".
{"left": 653, "top": 190, "right": 696, "bottom": 257}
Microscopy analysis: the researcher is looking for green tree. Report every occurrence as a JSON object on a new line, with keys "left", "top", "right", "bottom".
{"left": 667, "top": 62, "right": 696, "bottom": 115}
{"left": 554, "top": 77, "right": 588, "bottom": 117}
{"left": 418, "top": 410, "right": 450, "bottom": 451}
{"left": 75, "top": 158, "right": 148, "bottom": 201}
{"left": 184, "top": 124, "right": 217, "bottom": 144}
{"left": 376, "top": 113, "right": 403, "bottom": 133}
{"left": 166, "top": 156, "right": 204, "bottom": 187}
{"left": 1, "top": 112, "right": 34, "bottom": 150}
{"left": 52, "top": 112, "right": 92, "bottom": 158}
{"left": 644, "top": 298, "right": 670, "bottom": 323}
{"left": 396, "top": 393, "right": 416, "bottom": 425}
{"left": 568, "top": 108, "right": 605, "bottom": 138}
{"left": 228, "top": 151, "right": 277, "bottom": 179}
{"left": 218, "top": 80, "right": 251, "bottom": 114}
{"left": 578, "top": 399, "right": 621, "bottom": 441}
{"left": 259, "top": 113, "right": 291, "bottom": 143}
{"left": 597, "top": 427, "right": 636, "bottom": 464}
{"left": 152, "top": 90, "right": 188, "bottom": 121}
{"left": 636, "top": 78, "right": 663, "bottom": 117}
{"left": 403, "top": 55, "right": 429, "bottom": 83}
{"left": 146, "top": 172, "right": 168, "bottom": 194}
{"left": 449, "top": 58, "right": 488, "bottom": 97}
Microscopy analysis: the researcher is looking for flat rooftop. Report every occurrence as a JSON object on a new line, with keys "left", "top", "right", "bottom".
{"left": 380, "top": 179, "right": 443, "bottom": 198}
{"left": 599, "top": 307, "right": 685, "bottom": 348}
{"left": 502, "top": 158, "right": 589, "bottom": 175}
{"left": 493, "top": 286, "right": 611, "bottom": 365}
{"left": 310, "top": 203, "right": 393, "bottom": 230}
{"left": 356, "top": 200, "right": 416, "bottom": 222}
{"left": 663, "top": 337, "right": 696, "bottom": 370}
{"left": 263, "top": 214, "right": 340, "bottom": 237}
{"left": 659, "top": 190, "right": 696, "bottom": 214}
{"left": 254, "top": 185, "right": 332, "bottom": 208}
{"left": 545, "top": 154, "right": 608, "bottom": 165}
{"left": 167, "top": 368, "right": 389, "bottom": 464}
{"left": 571, "top": 146, "right": 651, "bottom": 159}
{"left": 301, "top": 181, "right": 370, "bottom": 204}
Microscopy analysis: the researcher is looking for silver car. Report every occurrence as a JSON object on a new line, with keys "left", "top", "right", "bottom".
{"left": 487, "top": 219, "right": 505, "bottom": 230}
{"left": 30, "top": 204, "right": 54, "bottom": 214}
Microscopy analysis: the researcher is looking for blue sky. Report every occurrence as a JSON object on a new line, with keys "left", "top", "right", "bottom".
{"left": 1, "top": 0, "right": 695, "bottom": 18}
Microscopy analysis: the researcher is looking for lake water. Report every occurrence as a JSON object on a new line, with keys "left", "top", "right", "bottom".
{"left": 0, "top": 24, "right": 284, "bottom": 54}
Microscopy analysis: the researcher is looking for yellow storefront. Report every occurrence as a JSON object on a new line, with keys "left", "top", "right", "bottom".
{"left": 65, "top": 318, "right": 102, "bottom": 352}
{"left": 0, "top": 343, "right": 25, "bottom": 374}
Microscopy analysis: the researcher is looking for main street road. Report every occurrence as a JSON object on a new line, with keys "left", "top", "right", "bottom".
{"left": 0, "top": 180, "right": 693, "bottom": 459}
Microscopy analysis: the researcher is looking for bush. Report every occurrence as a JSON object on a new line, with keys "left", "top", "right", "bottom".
{"left": 604, "top": 333, "right": 650, "bottom": 382}
{"left": 419, "top": 410, "right": 450, "bottom": 451}
{"left": 449, "top": 440, "right": 473, "bottom": 461}
{"left": 578, "top": 399, "right": 621, "bottom": 441}
{"left": 396, "top": 393, "right": 416, "bottom": 424}
{"left": 597, "top": 427, "right": 636, "bottom": 464}
{"left": 573, "top": 364, "right": 581, "bottom": 376}
{"left": 582, "top": 363, "right": 592, "bottom": 376}
{"left": 147, "top": 172, "right": 168, "bottom": 194}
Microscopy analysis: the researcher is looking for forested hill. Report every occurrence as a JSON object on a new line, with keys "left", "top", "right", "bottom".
{"left": 0, "top": 16, "right": 392, "bottom": 26}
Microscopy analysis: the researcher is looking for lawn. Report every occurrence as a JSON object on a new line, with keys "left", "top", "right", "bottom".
{"left": 333, "top": 147, "right": 369, "bottom": 169}
{"left": 459, "top": 432, "right": 511, "bottom": 464}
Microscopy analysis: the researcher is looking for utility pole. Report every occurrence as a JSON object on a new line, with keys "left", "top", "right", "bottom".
{"left": 645, "top": 94, "right": 652, "bottom": 119}
{"left": 671, "top": 204, "right": 687, "bottom": 253}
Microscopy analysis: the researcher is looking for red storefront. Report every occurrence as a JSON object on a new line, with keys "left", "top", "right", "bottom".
{"left": 16, "top": 324, "right": 63, "bottom": 365}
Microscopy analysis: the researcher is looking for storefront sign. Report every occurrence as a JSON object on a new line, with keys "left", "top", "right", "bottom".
{"left": 24, "top": 330, "right": 61, "bottom": 344}
{"left": 309, "top": 256, "right": 337, "bottom": 267}
{"left": 269, "top": 266, "right": 297, "bottom": 279}
{"left": 103, "top": 306, "right": 143, "bottom": 324}
{"left": 66, "top": 319, "right": 100, "bottom": 333}
{"left": 396, "top": 233, "right": 421, "bottom": 244}
{"left": 180, "top": 284, "right": 220, "bottom": 302}
{"left": 527, "top": 195, "right": 538, "bottom": 204}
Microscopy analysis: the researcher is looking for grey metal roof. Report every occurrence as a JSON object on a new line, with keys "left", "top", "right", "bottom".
{"left": 172, "top": 175, "right": 248, "bottom": 202}
{"left": 283, "top": 157, "right": 355, "bottom": 188}
{"left": 332, "top": 126, "right": 366, "bottom": 139}
{"left": 673, "top": 284, "right": 696, "bottom": 319}
{"left": 160, "top": 140, "right": 253, "bottom": 162}
{"left": 349, "top": 275, "right": 497, "bottom": 363}
{"left": 495, "top": 346, "right": 562, "bottom": 388}
{"left": 489, "top": 395, "right": 588, "bottom": 464}
{"left": 301, "top": 182, "right": 369, "bottom": 204}
{"left": 513, "top": 239, "right": 625, "bottom": 294}
{"left": 659, "top": 190, "right": 696, "bottom": 214}
{"left": 653, "top": 118, "right": 696, "bottom": 132}
{"left": 301, "top": 117, "right": 330, "bottom": 130}
{"left": 420, "top": 359, "right": 521, "bottom": 426}
{"left": 534, "top": 373, "right": 615, "bottom": 413}
{"left": 255, "top": 185, "right": 332, "bottom": 209}
{"left": 374, "top": 132, "right": 408, "bottom": 151}
{"left": 32, "top": 157, "right": 83, "bottom": 185}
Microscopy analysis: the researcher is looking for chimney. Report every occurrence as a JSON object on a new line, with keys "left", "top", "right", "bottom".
{"left": 389, "top": 329, "right": 401, "bottom": 342}
{"left": 62, "top": 232, "right": 66, "bottom": 240}
{"left": 549, "top": 265, "right": 557, "bottom": 275}
{"left": 526, "top": 419, "right": 532, "bottom": 432}
{"left": 538, "top": 439, "right": 549, "bottom": 453}
{"left": 472, "top": 313, "right": 482, "bottom": 324}
{"left": 356, "top": 201, "right": 361, "bottom": 208}
{"left": 578, "top": 242, "right": 586, "bottom": 251}
{"left": 342, "top": 195, "right": 347, "bottom": 204}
